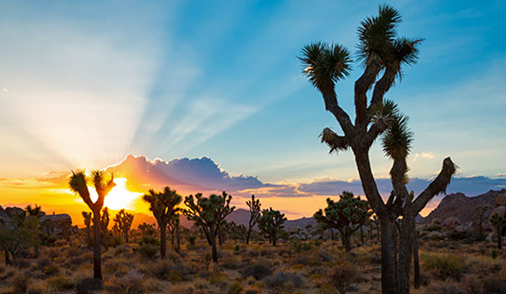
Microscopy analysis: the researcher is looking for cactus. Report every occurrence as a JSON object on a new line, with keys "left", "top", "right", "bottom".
{"left": 183, "top": 191, "right": 235, "bottom": 263}
{"left": 258, "top": 208, "right": 287, "bottom": 247}
{"left": 314, "top": 191, "right": 371, "bottom": 253}
{"left": 246, "top": 195, "right": 261, "bottom": 244}
{"left": 142, "top": 186, "right": 182, "bottom": 259}
{"left": 113, "top": 209, "right": 134, "bottom": 243}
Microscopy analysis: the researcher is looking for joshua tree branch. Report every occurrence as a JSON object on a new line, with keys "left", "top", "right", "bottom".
{"left": 370, "top": 66, "right": 397, "bottom": 108}
{"left": 412, "top": 157, "right": 457, "bottom": 214}
{"left": 354, "top": 62, "right": 382, "bottom": 129}
{"left": 322, "top": 91, "right": 356, "bottom": 138}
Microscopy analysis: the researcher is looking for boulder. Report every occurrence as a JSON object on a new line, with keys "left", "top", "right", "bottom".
{"left": 431, "top": 218, "right": 442, "bottom": 226}
{"left": 5, "top": 207, "right": 25, "bottom": 219}
{"left": 489, "top": 206, "right": 506, "bottom": 219}
{"left": 442, "top": 217, "right": 460, "bottom": 229}
{"left": 495, "top": 193, "right": 506, "bottom": 207}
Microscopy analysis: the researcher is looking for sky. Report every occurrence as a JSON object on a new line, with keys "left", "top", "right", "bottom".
{"left": 0, "top": 1, "right": 505, "bottom": 223}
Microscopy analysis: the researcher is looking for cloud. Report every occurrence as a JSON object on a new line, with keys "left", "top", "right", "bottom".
{"left": 412, "top": 152, "right": 435, "bottom": 162}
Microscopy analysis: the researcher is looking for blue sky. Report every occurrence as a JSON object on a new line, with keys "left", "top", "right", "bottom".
{"left": 0, "top": 0, "right": 505, "bottom": 187}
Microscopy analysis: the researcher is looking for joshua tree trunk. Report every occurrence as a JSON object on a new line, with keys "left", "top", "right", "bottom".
{"left": 218, "top": 224, "right": 223, "bottom": 246}
{"left": 210, "top": 226, "right": 218, "bottom": 263}
{"left": 246, "top": 227, "right": 253, "bottom": 244}
{"left": 34, "top": 245, "right": 39, "bottom": 258}
{"left": 331, "top": 229, "right": 334, "bottom": 241}
{"left": 272, "top": 231, "right": 277, "bottom": 247}
{"left": 380, "top": 216, "right": 398, "bottom": 294}
{"left": 398, "top": 214, "right": 415, "bottom": 294}
{"left": 4, "top": 249, "right": 10, "bottom": 265}
{"left": 160, "top": 222, "right": 167, "bottom": 259}
{"left": 176, "top": 226, "right": 181, "bottom": 252}
{"left": 92, "top": 210, "right": 102, "bottom": 280}
{"left": 498, "top": 226, "right": 503, "bottom": 249}
{"left": 343, "top": 235, "right": 352, "bottom": 253}
{"left": 413, "top": 229, "right": 421, "bottom": 289}
{"left": 360, "top": 225, "right": 364, "bottom": 244}
{"left": 86, "top": 225, "right": 91, "bottom": 247}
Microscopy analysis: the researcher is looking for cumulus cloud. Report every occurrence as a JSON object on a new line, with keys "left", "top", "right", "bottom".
{"left": 412, "top": 152, "right": 435, "bottom": 162}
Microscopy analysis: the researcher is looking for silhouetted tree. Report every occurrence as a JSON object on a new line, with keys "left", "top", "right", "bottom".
{"left": 473, "top": 205, "right": 489, "bottom": 241}
{"left": 300, "top": 5, "right": 456, "bottom": 293}
{"left": 143, "top": 186, "right": 182, "bottom": 259}
{"left": 183, "top": 192, "right": 235, "bottom": 263}
{"left": 490, "top": 213, "right": 506, "bottom": 249}
{"left": 101, "top": 208, "right": 110, "bottom": 250}
{"left": 314, "top": 192, "right": 371, "bottom": 252}
{"left": 25, "top": 204, "right": 43, "bottom": 257}
{"left": 82, "top": 211, "right": 92, "bottom": 247}
{"left": 69, "top": 170, "right": 115, "bottom": 281}
{"left": 258, "top": 208, "right": 286, "bottom": 247}
{"left": 113, "top": 209, "right": 134, "bottom": 243}
{"left": 246, "top": 195, "right": 261, "bottom": 244}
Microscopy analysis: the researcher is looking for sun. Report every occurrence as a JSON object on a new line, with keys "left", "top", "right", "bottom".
{"left": 88, "top": 177, "right": 142, "bottom": 210}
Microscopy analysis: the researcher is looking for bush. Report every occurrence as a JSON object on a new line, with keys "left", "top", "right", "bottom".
{"left": 105, "top": 271, "right": 146, "bottom": 294}
{"left": 75, "top": 277, "right": 103, "bottom": 294}
{"left": 149, "top": 260, "right": 191, "bottom": 282}
{"left": 139, "top": 244, "right": 158, "bottom": 258}
{"left": 43, "top": 264, "right": 60, "bottom": 276}
{"left": 241, "top": 261, "right": 273, "bottom": 280}
{"left": 422, "top": 253, "right": 465, "bottom": 281}
{"left": 481, "top": 276, "right": 506, "bottom": 294}
{"left": 327, "top": 263, "right": 361, "bottom": 294}
{"left": 228, "top": 281, "right": 243, "bottom": 294}
{"left": 47, "top": 276, "right": 73, "bottom": 291}
{"left": 13, "top": 273, "right": 30, "bottom": 293}
{"left": 264, "top": 271, "right": 303, "bottom": 293}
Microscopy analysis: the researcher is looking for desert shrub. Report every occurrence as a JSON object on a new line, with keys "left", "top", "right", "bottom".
{"left": 75, "top": 277, "right": 103, "bottom": 294}
{"left": 422, "top": 253, "right": 465, "bottom": 281}
{"left": 264, "top": 271, "right": 303, "bottom": 294}
{"left": 292, "top": 255, "right": 310, "bottom": 266}
{"left": 187, "top": 234, "right": 197, "bottom": 246}
{"left": 105, "top": 271, "right": 145, "bottom": 294}
{"left": 221, "top": 254, "right": 241, "bottom": 269}
{"left": 27, "top": 282, "right": 46, "bottom": 294}
{"left": 66, "top": 246, "right": 81, "bottom": 257}
{"left": 424, "top": 282, "right": 464, "bottom": 294}
{"left": 327, "top": 263, "right": 361, "bottom": 294}
{"left": 139, "top": 243, "right": 158, "bottom": 258}
{"left": 244, "top": 289, "right": 261, "bottom": 294}
{"left": 492, "top": 249, "right": 498, "bottom": 259}
{"left": 15, "top": 259, "right": 32, "bottom": 269}
{"left": 13, "top": 272, "right": 30, "bottom": 293}
{"left": 241, "top": 261, "right": 273, "bottom": 280}
{"left": 43, "top": 264, "right": 60, "bottom": 276}
{"left": 292, "top": 241, "right": 312, "bottom": 253}
{"left": 149, "top": 260, "right": 191, "bottom": 282}
{"left": 228, "top": 280, "right": 244, "bottom": 294}
{"left": 481, "top": 276, "right": 506, "bottom": 294}
{"left": 47, "top": 276, "right": 73, "bottom": 291}
{"left": 37, "top": 257, "right": 51, "bottom": 269}
{"left": 114, "top": 244, "right": 132, "bottom": 256}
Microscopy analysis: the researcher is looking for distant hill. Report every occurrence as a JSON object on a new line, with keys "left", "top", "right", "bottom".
{"left": 422, "top": 189, "right": 505, "bottom": 224}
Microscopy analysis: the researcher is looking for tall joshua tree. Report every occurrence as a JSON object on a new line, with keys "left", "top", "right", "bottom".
{"left": 258, "top": 208, "right": 286, "bottom": 247}
{"left": 113, "top": 209, "right": 134, "bottom": 243}
{"left": 143, "top": 186, "right": 182, "bottom": 259}
{"left": 246, "top": 195, "right": 261, "bottom": 244}
{"left": 300, "top": 5, "right": 456, "bottom": 293}
{"left": 183, "top": 192, "right": 235, "bottom": 263}
{"left": 82, "top": 211, "right": 92, "bottom": 247}
{"left": 314, "top": 191, "right": 371, "bottom": 253}
{"left": 490, "top": 213, "right": 506, "bottom": 249}
{"left": 69, "top": 170, "right": 115, "bottom": 281}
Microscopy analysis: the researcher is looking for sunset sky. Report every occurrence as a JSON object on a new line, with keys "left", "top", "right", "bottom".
{"left": 1, "top": 1, "right": 505, "bottom": 224}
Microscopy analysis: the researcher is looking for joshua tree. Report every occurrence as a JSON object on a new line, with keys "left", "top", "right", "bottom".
{"left": 143, "top": 186, "right": 182, "bottom": 259}
{"left": 490, "top": 213, "right": 506, "bottom": 249}
{"left": 258, "top": 208, "right": 286, "bottom": 247}
{"left": 101, "top": 208, "right": 110, "bottom": 250}
{"left": 300, "top": 5, "right": 456, "bottom": 293}
{"left": 82, "top": 211, "right": 92, "bottom": 247}
{"left": 113, "top": 209, "right": 134, "bottom": 243}
{"left": 25, "top": 204, "right": 43, "bottom": 257}
{"left": 314, "top": 192, "right": 371, "bottom": 252}
{"left": 183, "top": 191, "right": 235, "bottom": 263}
{"left": 473, "top": 205, "right": 489, "bottom": 241}
{"left": 167, "top": 213, "right": 181, "bottom": 251}
{"left": 69, "top": 170, "right": 115, "bottom": 281}
{"left": 246, "top": 195, "right": 261, "bottom": 244}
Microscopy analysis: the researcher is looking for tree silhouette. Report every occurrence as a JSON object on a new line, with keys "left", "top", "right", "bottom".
{"left": 258, "top": 208, "right": 286, "bottom": 247}
{"left": 113, "top": 209, "right": 134, "bottom": 243}
{"left": 246, "top": 195, "right": 261, "bottom": 244}
{"left": 25, "top": 204, "right": 43, "bottom": 257}
{"left": 69, "top": 170, "right": 115, "bottom": 281}
{"left": 314, "top": 192, "right": 371, "bottom": 252}
{"left": 82, "top": 211, "right": 92, "bottom": 247}
{"left": 183, "top": 192, "right": 235, "bottom": 263}
{"left": 300, "top": 5, "right": 456, "bottom": 293}
{"left": 101, "top": 208, "right": 110, "bottom": 250}
{"left": 490, "top": 213, "right": 506, "bottom": 249}
{"left": 143, "top": 186, "right": 182, "bottom": 259}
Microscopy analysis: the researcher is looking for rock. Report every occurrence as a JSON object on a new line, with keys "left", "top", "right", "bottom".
{"left": 431, "top": 218, "right": 442, "bottom": 226}
{"left": 495, "top": 193, "right": 506, "bottom": 207}
{"left": 442, "top": 217, "right": 460, "bottom": 232}
{"left": 5, "top": 207, "right": 25, "bottom": 219}
{"left": 490, "top": 206, "right": 506, "bottom": 219}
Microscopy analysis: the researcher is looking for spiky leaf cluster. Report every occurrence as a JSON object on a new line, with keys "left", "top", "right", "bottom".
{"left": 257, "top": 208, "right": 287, "bottom": 243}
{"left": 183, "top": 191, "right": 235, "bottom": 227}
{"left": 143, "top": 186, "right": 182, "bottom": 225}
{"left": 314, "top": 191, "right": 372, "bottom": 236}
